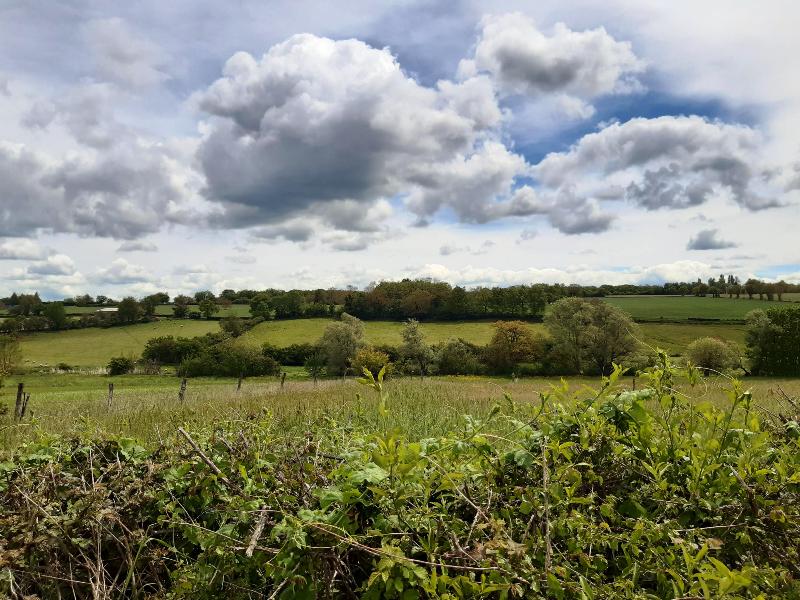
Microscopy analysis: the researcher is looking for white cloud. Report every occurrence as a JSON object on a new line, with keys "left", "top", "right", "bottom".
{"left": 25, "top": 253, "right": 76, "bottom": 276}
{"left": 460, "top": 13, "right": 644, "bottom": 112}
{"left": 93, "top": 258, "right": 151, "bottom": 284}
{"left": 0, "top": 238, "right": 49, "bottom": 260}
{"left": 194, "top": 34, "right": 527, "bottom": 234}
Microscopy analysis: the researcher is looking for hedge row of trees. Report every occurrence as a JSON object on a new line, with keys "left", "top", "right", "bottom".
{"left": 6, "top": 275, "right": 797, "bottom": 326}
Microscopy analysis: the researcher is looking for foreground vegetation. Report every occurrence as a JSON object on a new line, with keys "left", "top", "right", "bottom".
{"left": 2, "top": 357, "right": 799, "bottom": 598}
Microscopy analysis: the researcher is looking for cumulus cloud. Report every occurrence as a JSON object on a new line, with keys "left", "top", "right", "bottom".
{"left": 117, "top": 241, "right": 159, "bottom": 252}
{"left": 93, "top": 258, "right": 152, "bottom": 284}
{"left": 0, "top": 238, "right": 49, "bottom": 260}
{"left": 25, "top": 253, "right": 76, "bottom": 276}
{"left": 534, "top": 115, "right": 778, "bottom": 212}
{"left": 84, "top": 18, "right": 170, "bottom": 89}
{"left": 687, "top": 229, "right": 738, "bottom": 250}
{"left": 459, "top": 13, "right": 644, "bottom": 113}
{"left": 194, "top": 34, "right": 534, "bottom": 237}
{"left": 0, "top": 134, "right": 197, "bottom": 240}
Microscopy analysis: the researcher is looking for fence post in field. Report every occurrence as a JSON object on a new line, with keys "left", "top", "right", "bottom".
{"left": 237, "top": 375, "right": 243, "bottom": 391}
{"left": 20, "top": 393, "right": 30, "bottom": 420}
{"left": 14, "top": 382, "right": 24, "bottom": 421}
{"left": 107, "top": 382, "right": 114, "bottom": 409}
{"left": 632, "top": 376, "right": 637, "bottom": 391}
{"left": 179, "top": 378, "right": 187, "bottom": 403}
{"left": 280, "top": 372, "right": 286, "bottom": 389}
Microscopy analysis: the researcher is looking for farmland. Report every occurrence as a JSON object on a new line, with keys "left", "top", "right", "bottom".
{"left": 602, "top": 295, "right": 789, "bottom": 321}
{"left": 12, "top": 317, "right": 750, "bottom": 369}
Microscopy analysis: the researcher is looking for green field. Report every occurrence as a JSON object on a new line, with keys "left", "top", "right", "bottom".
{"left": 153, "top": 303, "right": 251, "bottom": 317}
{"left": 601, "top": 295, "right": 789, "bottom": 320}
{"left": 17, "top": 320, "right": 220, "bottom": 367}
{"left": 14, "top": 317, "right": 752, "bottom": 368}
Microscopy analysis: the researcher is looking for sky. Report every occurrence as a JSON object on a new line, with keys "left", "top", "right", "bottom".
{"left": 1, "top": 0, "right": 799, "bottom": 299}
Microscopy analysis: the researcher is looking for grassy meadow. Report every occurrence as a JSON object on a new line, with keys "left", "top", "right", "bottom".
{"left": 17, "top": 319, "right": 219, "bottom": 367}
{"left": 3, "top": 371, "right": 798, "bottom": 450}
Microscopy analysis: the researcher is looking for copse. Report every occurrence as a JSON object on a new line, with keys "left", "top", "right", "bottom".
{"left": 399, "top": 319, "right": 434, "bottom": 376}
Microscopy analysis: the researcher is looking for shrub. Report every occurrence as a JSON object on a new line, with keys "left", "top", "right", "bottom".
{"left": 352, "top": 347, "right": 393, "bottom": 378}
{"left": 107, "top": 356, "right": 135, "bottom": 376}
{"left": 263, "top": 343, "right": 318, "bottom": 366}
{"left": 435, "top": 338, "right": 484, "bottom": 375}
{"left": 686, "top": 337, "right": 739, "bottom": 374}
{"left": 179, "top": 342, "right": 280, "bottom": 378}
{"left": 56, "top": 362, "right": 72, "bottom": 372}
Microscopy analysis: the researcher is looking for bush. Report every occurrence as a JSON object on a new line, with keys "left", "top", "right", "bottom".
{"left": 179, "top": 342, "right": 280, "bottom": 378}
{"left": 686, "top": 337, "right": 738, "bottom": 374}
{"left": 435, "top": 338, "right": 484, "bottom": 375}
{"left": 107, "top": 356, "right": 135, "bottom": 376}
{"left": 4, "top": 357, "right": 800, "bottom": 598}
{"left": 352, "top": 347, "right": 393, "bottom": 378}
{"left": 56, "top": 362, "right": 72, "bottom": 372}
{"left": 262, "top": 342, "right": 318, "bottom": 366}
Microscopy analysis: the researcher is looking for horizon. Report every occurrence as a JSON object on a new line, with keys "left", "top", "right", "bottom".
{"left": 1, "top": 1, "right": 799, "bottom": 300}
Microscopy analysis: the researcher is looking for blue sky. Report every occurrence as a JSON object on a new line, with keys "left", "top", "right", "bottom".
{"left": 0, "top": 0, "right": 798, "bottom": 298}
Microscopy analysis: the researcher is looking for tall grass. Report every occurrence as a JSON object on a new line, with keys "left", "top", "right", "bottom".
{"left": 3, "top": 374, "right": 799, "bottom": 450}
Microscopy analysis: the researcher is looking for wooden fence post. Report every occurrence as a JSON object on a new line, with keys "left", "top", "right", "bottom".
{"left": 280, "top": 372, "right": 286, "bottom": 389}
{"left": 237, "top": 375, "right": 243, "bottom": 391}
{"left": 14, "top": 383, "right": 24, "bottom": 421}
{"left": 179, "top": 378, "right": 187, "bottom": 403}
{"left": 20, "top": 393, "right": 30, "bottom": 420}
{"left": 107, "top": 382, "right": 114, "bottom": 409}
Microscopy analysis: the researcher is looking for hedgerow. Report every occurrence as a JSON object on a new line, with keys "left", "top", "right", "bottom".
{"left": 1, "top": 353, "right": 799, "bottom": 598}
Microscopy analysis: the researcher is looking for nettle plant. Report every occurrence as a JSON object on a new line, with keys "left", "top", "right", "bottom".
{"left": 2, "top": 354, "right": 799, "bottom": 599}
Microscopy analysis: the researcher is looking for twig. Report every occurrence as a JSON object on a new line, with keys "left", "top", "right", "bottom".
{"left": 246, "top": 510, "right": 270, "bottom": 557}
{"left": 177, "top": 427, "right": 231, "bottom": 485}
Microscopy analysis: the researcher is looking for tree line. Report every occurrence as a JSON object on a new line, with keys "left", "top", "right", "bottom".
{"left": 2, "top": 275, "right": 798, "bottom": 333}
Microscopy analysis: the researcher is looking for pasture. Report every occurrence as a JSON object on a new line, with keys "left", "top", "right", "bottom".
{"left": 12, "top": 318, "right": 750, "bottom": 369}
{"left": 601, "top": 295, "right": 789, "bottom": 320}
{"left": 17, "top": 320, "right": 219, "bottom": 367}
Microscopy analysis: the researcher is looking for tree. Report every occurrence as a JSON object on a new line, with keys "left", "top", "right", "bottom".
{"left": 219, "top": 317, "right": 246, "bottom": 337}
{"left": 198, "top": 298, "right": 219, "bottom": 319}
{"left": 399, "top": 319, "right": 434, "bottom": 376}
{"left": 436, "top": 338, "right": 483, "bottom": 375}
{"left": 318, "top": 313, "right": 364, "bottom": 375}
{"left": 544, "top": 298, "right": 595, "bottom": 373}
{"left": 249, "top": 293, "right": 274, "bottom": 320}
{"left": 304, "top": 350, "right": 326, "bottom": 383}
{"left": 545, "top": 298, "right": 638, "bottom": 374}
{"left": 583, "top": 302, "right": 640, "bottom": 374}
{"left": 173, "top": 295, "right": 192, "bottom": 318}
{"left": 272, "top": 291, "right": 304, "bottom": 319}
{"left": 140, "top": 296, "right": 159, "bottom": 317}
{"left": 745, "top": 306, "right": 800, "bottom": 375}
{"left": 43, "top": 302, "right": 68, "bottom": 330}
{"left": 117, "top": 297, "right": 141, "bottom": 323}
{"left": 485, "top": 321, "right": 544, "bottom": 373}
{"left": 194, "top": 290, "right": 215, "bottom": 303}
{"left": 0, "top": 335, "right": 21, "bottom": 387}
{"left": 686, "top": 337, "right": 739, "bottom": 375}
